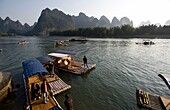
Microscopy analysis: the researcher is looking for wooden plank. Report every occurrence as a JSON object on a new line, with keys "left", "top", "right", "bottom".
{"left": 32, "top": 95, "right": 57, "bottom": 110}
{"left": 160, "top": 96, "right": 170, "bottom": 110}
{"left": 49, "top": 79, "right": 71, "bottom": 95}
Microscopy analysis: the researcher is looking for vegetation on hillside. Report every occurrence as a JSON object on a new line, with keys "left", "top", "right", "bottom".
{"left": 50, "top": 25, "right": 170, "bottom": 38}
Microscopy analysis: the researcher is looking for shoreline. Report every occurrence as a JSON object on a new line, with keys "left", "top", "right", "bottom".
{"left": 1, "top": 35, "right": 170, "bottom": 39}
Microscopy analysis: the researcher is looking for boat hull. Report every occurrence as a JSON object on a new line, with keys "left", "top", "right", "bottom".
{"left": 55, "top": 63, "right": 96, "bottom": 75}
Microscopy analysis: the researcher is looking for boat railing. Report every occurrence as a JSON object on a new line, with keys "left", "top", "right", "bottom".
{"left": 0, "top": 74, "right": 12, "bottom": 91}
{"left": 0, "top": 75, "right": 12, "bottom": 103}
{"left": 23, "top": 74, "right": 32, "bottom": 109}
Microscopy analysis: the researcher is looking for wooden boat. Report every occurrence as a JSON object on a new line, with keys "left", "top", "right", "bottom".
{"left": 136, "top": 89, "right": 167, "bottom": 110}
{"left": 158, "top": 74, "right": 170, "bottom": 110}
{"left": 69, "top": 38, "right": 88, "bottom": 42}
{"left": 55, "top": 41, "right": 68, "bottom": 46}
{"left": 0, "top": 71, "right": 12, "bottom": 102}
{"left": 18, "top": 40, "right": 29, "bottom": 45}
{"left": 48, "top": 52, "right": 96, "bottom": 75}
{"left": 136, "top": 40, "right": 155, "bottom": 45}
{"left": 22, "top": 59, "right": 71, "bottom": 110}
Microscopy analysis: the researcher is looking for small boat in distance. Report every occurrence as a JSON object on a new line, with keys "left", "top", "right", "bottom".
{"left": 143, "top": 40, "right": 155, "bottom": 45}
{"left": 48, "top": 52, "right": 96, "bottom": 75}
{"left": 18, "top": 40, "right": 29, "bottom": 45}
{"left": 136, "top": 40, "right": 155, "bottom": 45}
{"left": 54, "top": 40, "right": 68, "bottom": 46}
{"left": 69, "top": 38, "right": 88, "bottom": 42}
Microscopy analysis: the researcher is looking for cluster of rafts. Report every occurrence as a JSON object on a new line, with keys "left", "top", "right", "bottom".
{"left": 136, "top": 74, "right": 170, "bottom": 110}
{"left": 22, "top": 50, "right": 96, "bottom": 110}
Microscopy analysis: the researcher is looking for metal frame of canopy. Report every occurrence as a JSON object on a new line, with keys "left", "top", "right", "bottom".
{"left": 56, "top": 50, "right": 77, "bottom": 56}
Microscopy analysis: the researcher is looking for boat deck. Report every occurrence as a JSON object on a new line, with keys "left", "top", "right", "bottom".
{"left": 31, "top": 95, "right": 58, "bottom": 110}
{"left": 160, "top": 96, "right": 170, "bottom": 110}
{"left": 57, "top": 60, "right": 96, "bottom": 75}
{"left": 28, "top": 74, "right": 70, "bottom": 110}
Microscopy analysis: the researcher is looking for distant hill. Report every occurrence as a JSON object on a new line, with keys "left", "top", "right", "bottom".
{"left": 98, "top": 15, "right": 110, "bottom": 28}
{"left": 139, "top": 20, "right": 151, "bottom": 26}
{"left": 165, "top": 20, "right": 170, "bottom": 25}
{"left": 30, "top": 8, "right": 134, "bottom": 35}
{"left": 0, "top": 8, "right": 134, "bottom": 36}
{"left": 0, "top": 17, "right": 33, "bottom": 35}
{"left": 28, "top": 8, "right": 75, "bottom": 35}
{"left": 120, "top": 17, "right": 133, "bottom": 26}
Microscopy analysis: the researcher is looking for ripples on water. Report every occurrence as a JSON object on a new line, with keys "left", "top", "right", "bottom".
{"left": 1, "top": 36, "right": 170, "bottom": 110}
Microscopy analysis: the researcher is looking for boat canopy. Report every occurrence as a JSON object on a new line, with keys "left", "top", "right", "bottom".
{"left": 36, "top": 56, "right": 54, "bottom": 64}
{"left": 158, "top": 74, "right": 170, "bottom": 89}
{"left": 22, "top": 59, "right": 48, "bottom": 78}
{"left": 56, "top": 50, "right": 77, "bottom": 55}
{"left": 48, "top": 53, "right": 70, "bottom": 58}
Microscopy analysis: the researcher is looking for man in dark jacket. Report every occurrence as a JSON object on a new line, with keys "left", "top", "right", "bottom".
{"left": 83, "top": 56, "right": 88, "bottom": 68}
{"left": 64, "top": 94, "right": 73, "bottom": 110}
{"left": 41, "top": 79, "right": 48, "bottom": 103}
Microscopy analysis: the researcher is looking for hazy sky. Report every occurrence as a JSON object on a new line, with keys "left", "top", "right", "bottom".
{"left": 0, "top": 0, "right": 170, "bottom": 27}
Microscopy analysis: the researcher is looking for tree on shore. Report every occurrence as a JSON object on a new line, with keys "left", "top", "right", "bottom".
{"left": 50, "top": 25, "right": 170, "bottom": 38}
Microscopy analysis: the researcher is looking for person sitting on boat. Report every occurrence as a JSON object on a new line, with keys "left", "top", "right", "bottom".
{"left": 83, "top": 56, "right": 88, "bottom": 68}
{"left": 31, "top": 83, "right": 36, "bottom": 100}
{"left": 64, "top": 94, "right": 73, "bottom": 110}
{"left": 41, "top": 79, "right": 49, "bottom": 103}
{"left": 46, "top": 61, "right": 55, "bottom": 77}
{"left": 35, "top": 84, "right": 41, "bottom": 100}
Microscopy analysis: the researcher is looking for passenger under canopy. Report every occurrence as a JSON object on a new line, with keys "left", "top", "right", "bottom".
{"left": 22, "top": 59, "right": 48, "bottom": 78}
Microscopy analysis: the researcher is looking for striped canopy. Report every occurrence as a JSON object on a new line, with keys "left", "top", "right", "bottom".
{"left": 22, "top": 59, "right": 48, "bottom": 78}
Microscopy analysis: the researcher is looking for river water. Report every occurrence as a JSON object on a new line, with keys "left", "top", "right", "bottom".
{"left": 0, "top": 36, "right": 170, "bottom": 110}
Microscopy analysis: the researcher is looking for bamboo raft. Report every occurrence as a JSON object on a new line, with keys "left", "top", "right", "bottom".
{"left": 136, "top": 89, "right": 168, "bottom": 110}
{"left": 48, "top": 53, "right": 96, "bottom": 75}
{"left": 56, "top": 62, "right": 96, "bottom": 75}
{"left": 48, "top": 79, "right": 71, "bottom": 95}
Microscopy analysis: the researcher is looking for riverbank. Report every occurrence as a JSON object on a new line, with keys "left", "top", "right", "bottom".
{"left": 1, "top": 34, "right": 170, "bottom": 39}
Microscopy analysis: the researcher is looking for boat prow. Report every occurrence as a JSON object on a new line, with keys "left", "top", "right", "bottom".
{"left": 136, "top": 89, "right": 168, "bottom": 110}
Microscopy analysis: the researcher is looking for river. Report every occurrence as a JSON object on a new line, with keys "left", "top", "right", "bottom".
{"left": 0, "top": 36, "right": 170, "bottom": 110}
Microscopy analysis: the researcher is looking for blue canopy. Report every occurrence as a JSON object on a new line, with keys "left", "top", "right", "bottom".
{"left": 22, "top": 59, "right": 48, "bottom": 78}
{"left": 36, "top": 56, "right": 54, "bottom": 64}
{"left": 56, "top": 50, "right": 77, "bottom": 55}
